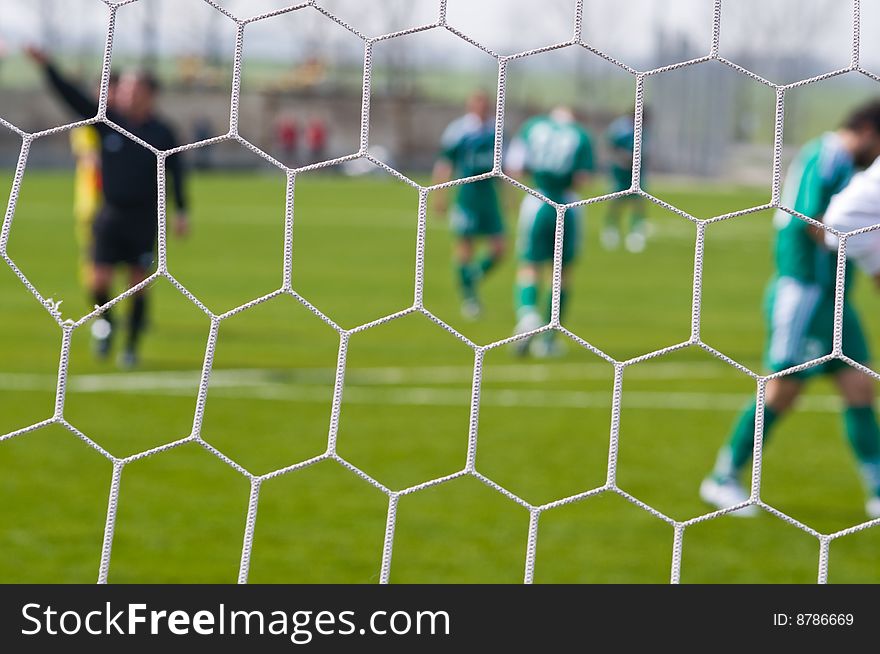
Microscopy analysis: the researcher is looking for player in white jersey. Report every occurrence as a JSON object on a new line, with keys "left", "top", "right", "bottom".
{"left": 824, "top": 156, "right": 880, "bottom": 282}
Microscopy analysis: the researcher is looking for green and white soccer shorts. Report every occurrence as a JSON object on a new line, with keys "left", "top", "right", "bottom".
{"left": 764, "top": 276, "right": 870, "bottom": 377}
{"left": 609, "top": 165, "right": 633, "bottom": 193}
{"left": 516, "top": 193, "right": 581, "bottom": 265}
{"left": 609, "top": 164, "right": 647, "bottom": 194}
{"left": 449, "top": 201, "right": 504, "bottom": 238}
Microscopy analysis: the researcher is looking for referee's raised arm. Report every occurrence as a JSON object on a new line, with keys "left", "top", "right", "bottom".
{"left": 25, "top": 46, "right": 104, "bottom": 121}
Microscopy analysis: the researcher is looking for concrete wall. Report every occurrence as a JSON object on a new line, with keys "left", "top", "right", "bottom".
{"left": 0, "top": 85, "right": 620, "bottom": 173}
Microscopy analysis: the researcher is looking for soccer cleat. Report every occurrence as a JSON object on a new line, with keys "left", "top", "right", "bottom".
{"left": 91, "top": 318, "right": 112, "bottom": 360}
{"left": 117, "top": 347, "right": 139, "bottom": 370}
{"left": 460, "top": 297, "right": 482, "bottom": 321}
{"left": 511, "top": 311, "right": 543, "bottom": 357}
{"left": 530, "top": 335, "right": 567, "bottom": 359}
{"left": 699, "top": 475, "right": 759, "bottom": 518}
{"left": 625, "top": 231, "right": 647, "bottom": 253}
{"left": 867, "top": 496, "right": 880, "bottom": 520}
{"left": 600, "top": 227, "right": 621, "bottom": 250}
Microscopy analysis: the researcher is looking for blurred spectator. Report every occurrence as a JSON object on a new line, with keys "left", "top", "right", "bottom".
{"left": 275, "top": 114, "right": 299, "bottom": 165}
{"left": 306, "top": 116, "right": 327, "bottom": 164}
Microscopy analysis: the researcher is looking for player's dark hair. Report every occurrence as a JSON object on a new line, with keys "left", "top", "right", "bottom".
{"left": 133, "top": 69, "right": 161, "bottom": 94}
{"left": 108, "top": 71, "right": 119, "bottom": 87}
{"left": 843, "top": 100, "right": 880, "bottom": 133}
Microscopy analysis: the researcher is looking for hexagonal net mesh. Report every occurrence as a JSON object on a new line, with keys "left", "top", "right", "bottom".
{"left": 1, "top": 0, "right": 878, "bottom": 584}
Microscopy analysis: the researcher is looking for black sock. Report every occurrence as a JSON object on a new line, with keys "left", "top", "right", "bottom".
{"left": 128, "top": 293, "right": 147, "bottom": 351}
{"left": 94, "top": 290, "right": 113, "bottom": 326}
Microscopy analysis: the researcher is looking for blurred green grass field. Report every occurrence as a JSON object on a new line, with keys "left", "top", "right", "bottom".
{"left": 1, "top": 168, "right": 879, "bottom": 583}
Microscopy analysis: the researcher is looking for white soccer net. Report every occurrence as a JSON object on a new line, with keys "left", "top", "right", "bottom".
{"left": 1, "top": 0, "right": 878, "bottom": 584}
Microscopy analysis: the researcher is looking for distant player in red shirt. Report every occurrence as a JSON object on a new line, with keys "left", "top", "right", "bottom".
{"left": 306, "top": 117, "right": 327, "bottom": 164}
{"left": 275, "top": 115, "right": 299, "bottom": 165}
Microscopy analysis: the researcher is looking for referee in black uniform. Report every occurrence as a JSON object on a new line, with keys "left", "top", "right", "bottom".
{"left": 27, "top": 47, "right": 189, "bottom": 368}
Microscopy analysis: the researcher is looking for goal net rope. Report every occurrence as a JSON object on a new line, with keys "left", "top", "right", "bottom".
{"left": 0, "top": 0, "right": 876, "bottom": 584}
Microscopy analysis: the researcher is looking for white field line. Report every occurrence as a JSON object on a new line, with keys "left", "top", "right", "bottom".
{"left": 203, "top": 385, "right": 841, "bottom": 413}
{"left": 0, "top": 363, "right": 842, "bottom": 413}
{"left": 0, "top": 361, "right": 731, "bottom": 391}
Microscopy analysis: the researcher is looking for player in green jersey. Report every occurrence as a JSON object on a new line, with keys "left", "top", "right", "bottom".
{"left": 506, "top": 106, "right": 595, "bottom": 357}
{"left": 601, "top": 110, "right": 649, "bottom": 253}
{"left": 432, "top": 91, "right": 505, "bottom": 320}
{"left": 700, "top": 101, "right": 880, "bottom": 519}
